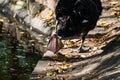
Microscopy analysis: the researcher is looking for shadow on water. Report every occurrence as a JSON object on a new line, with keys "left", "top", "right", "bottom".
{"left": 0, "top": 31, "right": 42, "bottom": 80}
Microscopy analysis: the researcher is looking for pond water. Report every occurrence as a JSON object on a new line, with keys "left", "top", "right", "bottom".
{"left": 0, "top": 31, "right": 42, "bottom": 80}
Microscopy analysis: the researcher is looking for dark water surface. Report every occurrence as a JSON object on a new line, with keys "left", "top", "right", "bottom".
{"left": 0, "top": 31, "right": 42, "bottom": 80}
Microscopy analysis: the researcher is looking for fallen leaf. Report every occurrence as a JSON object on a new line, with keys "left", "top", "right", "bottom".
{"left": 0, "top": 19, "right": 4, "bottom": 22}
{"left": 97, "top": 20, "right": 112, "bottom": 27}
{"left": 43, "top": 10, "right": 54, "bottom": 21}
{"left": 109, "top": 1, "right": 118, "bottom": 5}
{"left": 46, "top": 69, "right": 56, "bottom": 76}
{"left": 65, "top": 52, "right": 72, "bottom": 58}
{"left": 65, "top": 64, "right": 71, "bottom": 68}
{"left": 92, "top": 78, "right": 98, "bottom": 80}
{"left": 56, "top": 62, "right": 65, "bottom": 65}
{"left": 48, "top": 62, "right": 54, "bottom": 66}
{"left": 37, "top": 74, "right": 45, "bottom": 78}
{"left": 58, "top": 67, "right": 63, "bottom": 73}
{"left": 64, "top": 40, "right": 78, "bottom": 48}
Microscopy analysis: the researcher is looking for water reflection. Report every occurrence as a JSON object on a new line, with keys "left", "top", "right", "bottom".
{"left": 0, "top": 31, "right": 42, "bottom": 80}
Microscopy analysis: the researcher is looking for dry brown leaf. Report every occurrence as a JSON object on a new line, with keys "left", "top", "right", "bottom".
{"left": 109, "top": 1, "right": 118, "bottom": 5}
{"left": 56, "top": 62, "right": 65, "bottom": 65}
{"left": 48, "top": 62, "right": 54, "bottom": 66}
{"left": 29, "top": 25, "right": 33, "bottom": 30}
{"left": 92, "top": 78, "right": 98, "bottom": 80}
{"left": 111, "top": 7, "right": 120, "bottom": 11}
{"left": 63, "top": 40, "right": 78, "bottom": 48}
{"left": 56, "top": 76, "right": 64, "bottom": 80}
{"left": 0, "top": 19, "right": 4, "bottom": 22}
{"left": 65, "top": 52, "right": 72, "bottom": 58}
{"left": 37, "top": 74, "right": 45, "bottom": 78}
{"left": 46, "top": 69, "right": 56, "bottom": 76}
{"left": 66, "top": 40, "right": 74, "bottom": 45}
{"left": 35, "top": 12, "right": 41, "bottom": 17}
{"left": 97, "top": 20, "right": 112, "bottom": 27}
{"left": 63, "top": 74, "right": 73, "bottom": 79}
{"left": 51, "top": 24, "right": 56, "bottom": 28}
{"left": 65, "top": 64, "right": 71, "bottom": 68}
{"left": 43, "top": 10, "right": 54, "bottom": 21}
{"left": 58, "top": 67, "right": 63, "bottom": 73}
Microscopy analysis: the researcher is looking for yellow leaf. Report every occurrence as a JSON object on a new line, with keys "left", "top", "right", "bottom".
{"left": 65, "top": 64, "right": 71, "bottom": 68}
{"left": 65, "top": 52, "right": 72, "bottom": 57}
{"left": 58, "top": 67, "right": 63, "bottom": 73}
{"left": 109, "top": 1, "right": 118, "bottom": 5}
{"left": 0, "top": 19, "right": 4, "bottom": 22}
{"left": 46, "top": 70, "right": 54, "bottom": 76}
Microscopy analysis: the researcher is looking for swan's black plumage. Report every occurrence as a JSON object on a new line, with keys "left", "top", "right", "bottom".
{"left": 55, "top": 0, "right": 102, "bottom": 52}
